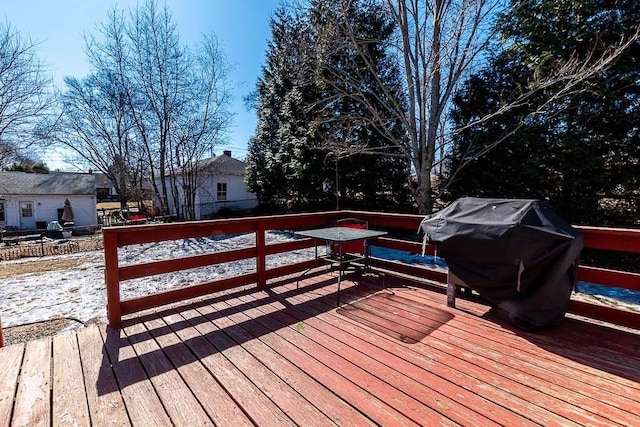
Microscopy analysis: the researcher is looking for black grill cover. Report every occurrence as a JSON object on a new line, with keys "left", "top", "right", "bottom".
{"left": 420, "top": 197, "right": 583, "bottom": 329}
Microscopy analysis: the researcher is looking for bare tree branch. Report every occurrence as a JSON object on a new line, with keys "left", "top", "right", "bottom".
{"left": 0, "top": 22, "right": 55, "bottom": 167}
{"left": 315, "top": 0, "right": 639, "bottom": 213}
{"left": 443, "top": 26, "right": 640, "bottom": 192}
{"left": 53, "top": 0, "right": 232, "bottom": 218}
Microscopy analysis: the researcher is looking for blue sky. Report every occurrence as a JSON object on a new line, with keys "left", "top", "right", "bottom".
{"left": 2, "top": 0, "right": 282, "bottom": 168}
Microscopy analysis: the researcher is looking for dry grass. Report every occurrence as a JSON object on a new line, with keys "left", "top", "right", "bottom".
{"left": 0, "top": 257, "right": 94, "bottom": 279}
{"left": 2, "top": 319, "right": 78, "bottom": 346}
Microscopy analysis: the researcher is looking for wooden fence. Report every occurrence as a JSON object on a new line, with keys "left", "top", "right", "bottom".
{"left": 0, "top": 238, "right": 103, "bottom": 261}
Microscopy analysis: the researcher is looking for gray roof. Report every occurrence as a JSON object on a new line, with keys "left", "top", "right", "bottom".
{"left": 0, "top": 171, "right": 96, "bottom": 196}
{"left": 94, "top": 172, "right": 113, "bottom": 188}
{"left": 192, "top": 154, "right": 247, "bottom": 176}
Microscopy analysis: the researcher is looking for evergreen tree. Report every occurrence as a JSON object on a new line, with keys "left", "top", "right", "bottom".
{"left": 4, "top": 160, "right": 50, "bottom": 173}
{"left": 446, "top": 0, "right": 640, "bottom": 225}
{"left": 311, "top": 0, "right": 411, "bottom": 211}
{"left": 246, "top": 7, "right": 327, "bottom": 210}
{"left": 246, "top": 0, "right": 411, "bottom": 212}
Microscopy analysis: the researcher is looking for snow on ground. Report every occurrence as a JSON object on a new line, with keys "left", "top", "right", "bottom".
{"left": 2, "top": 252, "right": 106, "bottom": 327}
{"left": 1, "top": 231, "right": 316, "bottom": 327}
{"left": 1, "top": 230, "right": 637, "bottom": 328}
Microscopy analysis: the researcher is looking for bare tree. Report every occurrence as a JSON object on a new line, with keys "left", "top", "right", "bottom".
{"left": 0, "top": 22, "right": 55, "bottom": 167}
{"left": 50, "top": 8, "right": 143, "bottom": 207}
{"left": 445, "top": 30, "right": 640, "bottom": 187}
{"left": 54, "top": 0, "right": 232, "bottom": 218}
{"left": 55, "top": 71, "right": 138, "bottom": 206}
{"left": 316, "top": 0, "right": 639, "bottom": 213}
{"left": 167, "top": 35, "right": 233, "bottom": 219}
{"left": 392, "top": 0, "right": 504, "bottom": 213}
{"left": 123, "top": 0, "right": 232, "bottom": 219}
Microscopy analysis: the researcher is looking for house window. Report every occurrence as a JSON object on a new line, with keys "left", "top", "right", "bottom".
{"left": 20, "top": 202, "right": 33, "bottom": 217}
{"left": 217, "top": 182, "right": 227, "bottom": 201}
{"left": 96, "top": 188, "right": 109, "bottom": 201}
{"left": 0, "top": 203, "right": 4, "bottom": 222}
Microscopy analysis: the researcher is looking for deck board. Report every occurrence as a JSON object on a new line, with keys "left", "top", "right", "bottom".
{"left": 141, "top": 314, "right": 254, "bottom": 426}
{"left": 121, "top": 320, "right": 213, "bottom": 426}
{"left": 12, "top": 338, "right": 51, "bottom": 426}
{"left": 254, "top": 289, "right": 537, "bottom": 426}
{"left": 1, "top": 269, "right": 639, "bottom": 426}
{"left": 100, "top": 324, "right": 172, "bottom": 426}
{"left": 172, "top": 306, "right": 297, "bottom": 426}
{"left": 192, "top": 302, "right": 335, "bottom": 427}
{"left": 228, "top": 291, "right": 457, "bottom": 426}
{"left": 344, "top": 288, "right": 631, "bottom": 417}
{"left": 272, "top": 278, "right": 583, "bottom": 426}
{"left": 76, "top": 325, "right": 130, "bottom": 427}
{"left": 217, "top": 295, "right": 418, "bottom": 426}
{"left": 386, "top": 289, "right": 640, "bottom": 419}
{"left": 236, "top": 288, "right": 504, "bottom": 426}
{"left": 0, "top": 343, "right": 23, "bottom": 427}
{"left": 52, "top": 330, "right": 91, "bottom": 427}
{"left": 203, "top": 298, "right": 377, "bottom": 426}
{"left": 207, "top": 298, "right": 379, "bottom": 426}
{"left": 272, "top": 273, "right": 640, "bottom": 426}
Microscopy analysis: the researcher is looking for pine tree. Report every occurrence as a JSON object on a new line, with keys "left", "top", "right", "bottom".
{"left": 311, "top": 0, "right": 411, "bottom": 210}
{"left": 246, "top": 0, "right": 411, "bottom": 212}
{"left": 446, "top": 0, "right": 640, "bottom": 225}
{"left": 246, "top": 7, "right": 328, "bottom": 210}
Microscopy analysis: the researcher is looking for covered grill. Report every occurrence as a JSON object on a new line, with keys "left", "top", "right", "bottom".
{"left": 420, "top": 197, "right": 584, "bottom": 329}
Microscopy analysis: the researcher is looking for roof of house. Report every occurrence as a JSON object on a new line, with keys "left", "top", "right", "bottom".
{"left": 94, "top": 172, "right": 113, "bottom": 188}
{"left": 0, "top": 171, "right": 96, "bottom": 196}
{"left": 187, "top": 154, "right": 247, "bottom": 176}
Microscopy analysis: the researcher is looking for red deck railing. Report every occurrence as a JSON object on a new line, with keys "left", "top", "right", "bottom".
{"left": 0, "top": 210, "right": 637, "bottom": 347}
{"left": 99, "top": 210, "right": 640, "bottom": 329}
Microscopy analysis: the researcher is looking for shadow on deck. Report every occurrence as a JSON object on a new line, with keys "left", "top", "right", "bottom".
{"left": 1, "top": 269, "right": 639, "bottom": 426}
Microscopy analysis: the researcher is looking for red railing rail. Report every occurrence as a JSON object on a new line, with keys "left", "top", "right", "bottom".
{"left": 101, "top": 210, "right": 639, "bottom": 329}
{"left": 103, "top": 212, "right": 342, "bottom": 325}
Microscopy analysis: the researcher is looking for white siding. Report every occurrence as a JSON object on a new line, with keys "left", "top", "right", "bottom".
{"left": 0, "top": 195, "right": 96, "bottom": 230}
{"left": 156, "top": 172, "right": 258, "bottom": 221}
{"left": 195, "top": 174, "right": 258, "bottom": 219}
{"left": 227, "top": 175, "right": 257, "bottom": 202}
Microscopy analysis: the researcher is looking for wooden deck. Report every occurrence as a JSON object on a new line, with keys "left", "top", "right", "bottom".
{"left": 1, "top": 269, "right": 639, "bottom": 426}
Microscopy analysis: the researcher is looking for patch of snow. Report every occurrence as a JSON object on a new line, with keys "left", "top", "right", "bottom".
{"left": 2, "top": 253, "right": 106, "bottom": 327}
{"left": 1, "top": 231, "right": 315, "bottom": 327}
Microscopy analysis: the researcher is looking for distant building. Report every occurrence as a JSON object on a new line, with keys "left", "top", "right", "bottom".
{"left": 0, "top": 171, "right": 97, "bottom": 230}
{"left": 158, "top": 150, "right": 258, "bottom": 220}
{"left": 95, "top": 173, "right": 119, "bottom": 203}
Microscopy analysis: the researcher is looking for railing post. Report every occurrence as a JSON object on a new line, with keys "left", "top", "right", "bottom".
{"left": 257, "top": 220, "right": 267, "bottom": 287}
{"left": 0, "top": 316, "right": 4, "bottom": 348}
{"left": 103, "top": 231, "right": 122, "bottom": 325}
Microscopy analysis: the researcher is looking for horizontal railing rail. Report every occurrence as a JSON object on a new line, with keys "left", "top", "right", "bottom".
{"left": 103, "top": 212, "right": 343, "bottom": 324}
{"left": 101, "top": 210, "right": 639, "bottom": 329}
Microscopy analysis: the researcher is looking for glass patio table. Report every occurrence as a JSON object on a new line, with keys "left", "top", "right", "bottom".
{"left": 295, "top": 226, "right": 387, "bottom": 304}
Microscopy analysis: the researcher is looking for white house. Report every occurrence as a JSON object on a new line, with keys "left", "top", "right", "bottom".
{"left": 0, "top": 171, "right": 97, "bottom": 231}
{"left": 159, "top": 151, "right": 258, "bottom": 220}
